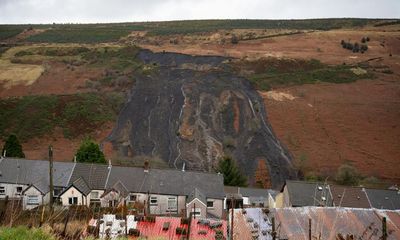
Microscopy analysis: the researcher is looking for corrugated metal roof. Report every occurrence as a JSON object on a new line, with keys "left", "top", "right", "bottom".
{"left": 271, "top": 207, "right": 400, "bottom": 240}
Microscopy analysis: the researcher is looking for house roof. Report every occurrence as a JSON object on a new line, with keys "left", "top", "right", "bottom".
{"left": 0, "top": 158, "right": 225, "bottom": 199}
{"left": 239, "top": 187, "right": 277, "bottom": 198}
{"left": 365, "top": 188, "right": 400, "bottom": 210}
{"left": 285, "top": 180, "right": 333, "bottom": 207}
{"left": 70, "top": 177, "right": 91, "bottom": 196}
{"left": 106, "top": 166, "right": 225, "bottom": 199}
{"left": 270, "top": 207, "right": 400, "bottom": 240}
{"left": 188, "top": 188, "right": 206, "bottom": 204}
{"left": 0, "top": 157, "right": 74, "bottom": 194}
{"left": 330, "top": 185, "right": 370, "bottom": 208}
{"left": 68, "top": 162, "right": 109, "bottom": 190}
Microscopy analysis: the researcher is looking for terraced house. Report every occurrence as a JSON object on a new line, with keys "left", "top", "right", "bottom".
{"left": 0, "top": 157, "right": 225, "bottom": 218}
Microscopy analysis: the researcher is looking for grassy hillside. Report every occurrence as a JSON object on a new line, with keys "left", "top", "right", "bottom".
{"left": 0, "top": 92, "right": 124, "bottom": 140}
{"left": 233, "top": 58, "right": 374, "bottom": 90}
{"left": 0, "top": 18, "right": 393, "bottom": 43}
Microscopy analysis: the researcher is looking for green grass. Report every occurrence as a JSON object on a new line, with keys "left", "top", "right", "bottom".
{"left": 0, "top": 93, "right": 125, "bottom": 140}
{"left": 237, "top": 58, "right": 373, "bottom": 90}
{"left": 0, "top": 25, "right": 27, "bottom": 40}
{"left": 4, "top": 18, "right": 390, "bottom": 43}
{"left": 0, "top": 226, "right": 56, "bottom": 240}
{"left": 26, "top": 25, "right": 145, "bottom": 43}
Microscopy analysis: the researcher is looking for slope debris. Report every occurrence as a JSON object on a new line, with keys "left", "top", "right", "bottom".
{"left": 106, "top": 50, "right": 296, "bottom": 188}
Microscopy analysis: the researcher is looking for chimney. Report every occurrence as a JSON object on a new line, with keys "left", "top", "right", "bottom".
{"left": 144, "top": 160, "right": 149, "bottom": 173}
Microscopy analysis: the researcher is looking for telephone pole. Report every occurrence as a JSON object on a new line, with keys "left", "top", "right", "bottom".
{"left": 49, "top": 145, "right": 54, "bottom": 211}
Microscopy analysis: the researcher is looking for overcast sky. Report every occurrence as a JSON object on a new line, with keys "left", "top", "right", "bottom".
{"left": 0, "top": 0, "right": 399, "bottom": 24}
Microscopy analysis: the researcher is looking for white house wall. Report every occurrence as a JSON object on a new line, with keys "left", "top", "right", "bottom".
{"left": 206, "top": 198, "right": 223, "bottom": 219}
{"left": 149, "top": 194, "right": 179, "bottom": 215}
{"left": 0, "top": 183, "right": 27, "bottom": 199}
{"left": 22, "top": 187, "right": 43, "bottom": 210}
{"left": 60, "top": 186, "right": 88, "bottom": 206}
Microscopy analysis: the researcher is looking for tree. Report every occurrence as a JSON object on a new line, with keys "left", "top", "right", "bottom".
{"left": 75, "top": 138, "right": 106, "bottom": 164}
{"left": 335, "top": 164, "right": 360, "bottom": 186}
{"left": 1, "top": 134, "right": 25, "bottom": 158}
{"left": 254, "top": 159, "right": 271, "bottom": 188}
{"left": 217, "top": 155, "right": 247, "bottom": 187}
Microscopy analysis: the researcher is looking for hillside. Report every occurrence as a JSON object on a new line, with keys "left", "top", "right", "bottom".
{"left": 0, "top": 19, "right": 399, "bottom": 187}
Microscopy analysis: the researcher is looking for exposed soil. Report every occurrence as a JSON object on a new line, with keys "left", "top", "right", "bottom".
{"left": 261, "top": 72, "right": 400, "bottom": 183}
{"left": 0, "top": 61, "right": 102, "bottom": 98}
{"left": 0, "top": 122, "right": 114, "bottom": 162}
{"left": 139, "top": 29, "right": 400, "bottom": 65}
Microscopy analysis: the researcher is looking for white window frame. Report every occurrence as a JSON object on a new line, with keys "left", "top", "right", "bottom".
{"left": 90, "top": 191, "right": 99, "bottom": 199}
{"left": 167, "top": 196, "right": 177, "bottom": 211}
{"left": 27, "top": 195, "right": 39, "bottom": 205}
{"left": 0, "top": 186, "right": 5, "bottom": 195}
{"left": 150, "top": 196, "right": 158, "bottom": 206}
{"left": 207, "top": 200, "right": 214, "bottom": 208}
{"left": 68, "top": 197, "right": 78, "bottom": 205}
{"left": 191, "top": 208, "right": 202, "bottom": 218}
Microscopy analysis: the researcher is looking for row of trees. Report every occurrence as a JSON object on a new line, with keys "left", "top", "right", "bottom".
{"left": 1, "top": 134, "right": 106, "bottom": 164}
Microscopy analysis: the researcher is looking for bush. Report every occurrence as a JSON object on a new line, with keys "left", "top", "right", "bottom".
{"left": 335, "top": 164, "right": 360, "bottom": 186}
{"left": 231, "top": 35, "right": 239, "bottom": 44}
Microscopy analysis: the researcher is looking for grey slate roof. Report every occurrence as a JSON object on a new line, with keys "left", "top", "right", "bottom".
{"left": 224, "top": 186, "right": 276, "bottom": 200}
{"left": 70, "top": 177, "right": 91, "bottom": 196}
{"left": 106, "top": 166, "right": 225, "bottom": 199}
{"left": 365, "top": 189, "right": 400, "bottom": 210}
{"left": 0, "top": 157, "right": 74, "bottom": 194}
{"left": 188, "top": 188, "right": 206, "bottom": 204}
{"left": 330, "top": 185, "right": 370, "bottom": 208}
{"left": 0, "top": 158, "right": 225, "bottom": 199}
{"left": 285, "top": 180, "right": 333, "bottom": 207}
{"left": 68, "top": 162, "right": 109, "bottom": 190}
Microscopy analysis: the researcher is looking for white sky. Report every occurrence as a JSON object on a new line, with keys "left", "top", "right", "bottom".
{"left": 0, "top": 0, "right": 399, "bottom": 24}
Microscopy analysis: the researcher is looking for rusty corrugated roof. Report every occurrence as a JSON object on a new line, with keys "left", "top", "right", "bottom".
{"left": 272, "top": 207, "right": 400, "bottom": 240}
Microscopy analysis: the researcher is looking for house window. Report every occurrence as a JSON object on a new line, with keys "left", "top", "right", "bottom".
{"left": 190, "top": 208, "right": 201, "bottom": 218}
{"left": 16, "top": 186, "right": 23, "bottom": 195}
{"left": 0, "top": 186, "right": 5, "bottom": 195}
{"left": 207, "top": 200, "right": 214, "bottom": 208}
{"left": 167, "top": 197, "right": 177, "bottom": 211}
{"left": 150, "top": 196, "right": 158, "bottom": 206}
{"left": 27, "top": 195, "right": 39, "bottom": 205}
{"left": 90, "top": 191, "right": 99, "bottom": 199}
{"left": 129, "top": 194, "right": 137, "bottom": 202}
{"left": 68, "top": 197, "right": 78, "bottom": 205}
{"left": 53, "top": 188, "right": 62, "bottom": 197}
